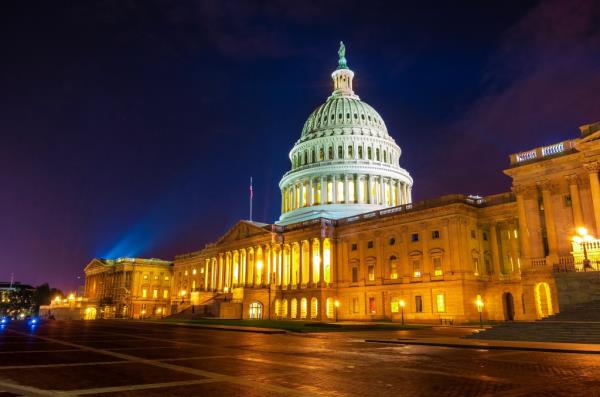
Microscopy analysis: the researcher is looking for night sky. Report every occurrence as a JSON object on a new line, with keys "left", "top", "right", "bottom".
{"left": 2, "top": 1, "right": 599, "bottom": 292}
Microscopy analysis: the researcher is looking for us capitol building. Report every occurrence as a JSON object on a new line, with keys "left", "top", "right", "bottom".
{"left": 82, "top": 44, "right": 600, "bottom": 323}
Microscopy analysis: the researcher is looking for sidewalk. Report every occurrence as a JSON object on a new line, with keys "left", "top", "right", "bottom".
{"left": 365, "top": 336, "right": 600, "bottom": 354}
{"left": 137, "top": 320, "right": 287, "bottom": 334}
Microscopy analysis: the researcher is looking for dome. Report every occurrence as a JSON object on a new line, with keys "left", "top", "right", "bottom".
{"left": 277, "top": 42, "right": 413, "bottom": 225}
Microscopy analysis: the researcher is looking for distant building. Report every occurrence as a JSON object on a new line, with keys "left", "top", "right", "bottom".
{"left": 0, "top": 281, "right": 35, "bottom": 317}
{"left": 82, "top": 44, "right": 600, "bottom": 323}
{"left": 83, "top": 257, "right": 172, "bottom": 319}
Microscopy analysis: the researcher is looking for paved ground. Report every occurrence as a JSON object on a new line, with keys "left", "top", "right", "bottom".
{"left": 1, "top": 321, "right": 600, "bottom": 396}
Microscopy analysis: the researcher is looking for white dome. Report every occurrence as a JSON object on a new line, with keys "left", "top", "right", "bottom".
{"left": 277, "top": 43, "right": 413, "bottom": 225}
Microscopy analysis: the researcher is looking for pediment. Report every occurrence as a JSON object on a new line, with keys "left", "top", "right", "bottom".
{"left": 575, "top": 130, "right": 600, "bottom": 150}
{"left": 84, "top": 258, "right": 108, "bottom": 273}
{"left": 215, "top": 220, "right": 271, "bottom": 245}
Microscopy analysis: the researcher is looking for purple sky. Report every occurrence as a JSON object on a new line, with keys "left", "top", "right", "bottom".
{"left": 1, "top": 0, "right": 599, "bottom": 292}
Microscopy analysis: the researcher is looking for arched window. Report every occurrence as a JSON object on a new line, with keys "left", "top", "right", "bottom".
{"left": 281, "top": 298, "right": 288, "bottom": 318}
{"left": 275, "top": 299, "right": 281, "bottom": 318}
{"left": 358, "top": 146, "right": 363, "bottom": 159}
{"left": 338, "top": 146, "right": 343, "bottom": 159}
{"left": 319, "top": 147, "right": 324, "bottom": 161}
{"left": 300, "top": 297, "right": 308, "bottom": 319}
{"left": 311, "top": 148, "right": 315, "bottom": 163}
{"left": 376, "top": 148, "right": 380, "bottom": 161}
{"left": 328, "top": 146, "right": 333, "bottom": 160}
{"left": 303, "top": 151, "right": 307, "bottom": 165}
{"left": 348, "top": 145, "right": 353, "bottom": 158}
{"left": 367, "top": 147, "right": 372, "bottom": 160}
{"left": 311, "top": 297, "right": 318, "bottom": 319}
{"left": 290, "top": 298, "right": 298, "bottom": 319}
{"left": 249, "top": 301, "right": 263, "bottom": 319}
{"left": 389, "top": 255, "right": 398, "bottom": 279}
{"left": 383, "top": 150, "right": 387, "bottom": 162}
{"left": 390, "top": 297, "right": 400, "bottom": 313}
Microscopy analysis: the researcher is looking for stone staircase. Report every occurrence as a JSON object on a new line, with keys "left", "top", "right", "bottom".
{"left": 466, "top": 300, "right": 600, "bottom": 344}
{"left": 169, "top": 293, "right": 230, "bottom": 319}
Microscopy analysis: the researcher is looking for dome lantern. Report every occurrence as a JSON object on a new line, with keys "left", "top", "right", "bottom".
{"left": 330, "top": 41, "right": 357, "bottom": 99}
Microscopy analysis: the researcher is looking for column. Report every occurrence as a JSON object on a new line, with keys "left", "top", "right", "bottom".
{"left": 204, "top": 260, "right": 209, "bottom": 290}
{"left": 308, "top": 178, "right": 314, "bottom": 206}
{"left": 298, "top": 241, "right": 303, "bottom": 288}
{"left": 368, "top": 175, "right": 374, "bottom": 204}
{"left": 539, "top": 180, "right": 559, "bottom": 260}
{"left": 489, "top": 223, "right": 502, "bottom": 277}
{"left": 567, "top": 175, "right": 584, "bottom": 229}
{"left": 332, "top": 175, "right": 337, "bottom": 203}
{"left": 321, "top": 176, "right": 327, "bottom": 205}
{"left": 319, "top": 238, "right": 325, "bottom": 287}
{"left": 407, "top": 185, "right": 412, "bottom": 203}
{"left": 395, "top": 180, "right": 401, "bottom": 206}
{"left": 344, "top": 174, "right": 349, "bottom": 204}
{"left": 308, "top": 239, "right": 314, "bottom": 288}
{"left": 508, "top": 220, "right": 520, "bottom": 272}
{"left": 586, "top": 162, "right": 600, "bottom": 235}
{"left": 513, "top": 186, "right": 532, "bottom": 259}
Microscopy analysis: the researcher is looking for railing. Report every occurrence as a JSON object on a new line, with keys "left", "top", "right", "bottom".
{"left": 509, "top": 139, "right": 575, "bottom": 166}
{"left": 530, "top": 257, "right": 547, "bottom": 268}
{"left": 554, "top": 255, "right": 600, "bottom": 272}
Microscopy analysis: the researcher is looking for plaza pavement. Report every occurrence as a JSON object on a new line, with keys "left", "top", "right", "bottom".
{"left": 0, "top": 320, "right": 600, "bottom": 396}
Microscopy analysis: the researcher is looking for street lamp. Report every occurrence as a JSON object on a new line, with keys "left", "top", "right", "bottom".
{"left": 573, "top": 227, "right": 594, "bottom": 270}
{"left": 399, "top": 299, "right": 406, "bottom": 326}
{"left": 334, "top": 299, "right": 340, "bottom": 322}
{"left": 476, "top": 297, "right": 484, "bottom": 329}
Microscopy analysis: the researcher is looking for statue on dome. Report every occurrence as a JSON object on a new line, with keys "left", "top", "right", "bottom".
{"left": 338, "top": 41, "right": 348, "bottom": 69}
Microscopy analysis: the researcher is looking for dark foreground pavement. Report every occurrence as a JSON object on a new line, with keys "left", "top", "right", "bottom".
{"left": 1, "top": 320, "right": 600, "bottom": 396}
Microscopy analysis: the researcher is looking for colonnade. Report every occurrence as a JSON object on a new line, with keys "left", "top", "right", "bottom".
{"left": 201, "top": 238, "right": 333, "bottom": 292}
{"left": 282, "top": 175, "right": 411, "bottom": 213}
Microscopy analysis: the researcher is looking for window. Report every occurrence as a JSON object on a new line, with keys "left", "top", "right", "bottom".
{"left": 411, "top": 233, "right": 419, "bottom": 242}
{"left": 154, "top": 275, "right": 159, "bottom": 280}
{"left": 328, "top": 146, "right": 333, "bottom": 159}
{"left": 368, "top": 265, "right": 375, "bottom": 281}
{"left": 319, "top": 147, "right": 324, "bottom": 161}
{"left": 470, "top": 230, "right": 476, "bottom": 239}
{"left": 142, "top": 288, "right": 148, "bottom": 298}
{"left": 389, "top": 256, "right": 398, "bottom": 279}
{"left": 249, "top": 301, "right": 263, "bottom": 319}
{"left": 348, "top": 146, "right": 353, "bottom": 158}
{"left": 358, "top": 146, "right": 363, "bottom": 159}
{"left": 352, "top": 297, "right": 359, "bottom": 313}
{"left": 143, "top": 274, "right": 149, "bottom": 280}
{"left": 376, "top": 148, "right": 380, "bottom": 161}
{"left": 163, "top": 290, "right": 169, "bottom": 299}
{"left": 432, "top": 230, "right": 440, "bottom": 239}
{"left": 352, "top": 267, "right": 358, "bottom": 283}
{"left": 369, "top": 297, "right": 376, "bottom": 314}
{"left": 311, "top": 297, "right": 318, "bottom": 319}
{"left": 384, "top": 151, "right": 387, "bottom": 162}
{"left": 391, "top": 297, "right": 400, "bottom": 313}
{"left": 192, "top": 269, "right": 197, "bottom": 275}
{"left": 184, "top": 270, "right": 189, "bottom": 276}
{"left": 338, "top": 146, "right": 343, "bottom": 159}
{"left": 436, "top": 294, "right": 446, "bottom": 312}
{"left": 367, "top": 240, "right": 374, "bottom": 249}
{"left": 473, "top": 257, "right": 480, "bottom": 275}
{"left": 304, "top": 151, "right": 307, "bottom": 164}
{"left": 433, "top": 257, "right": 443, "bottom": 276}
{"left": 564, "top": 195, "right": 572, "bottom": 207}
{"left": 483, "top": 232, "right": 488, "bottom": 241}
{"left": 368, "top": 147, "right": 372, "bottom": 160}
{"left": 389, "top": 238, "right": 396, "bottom": 245}
{"left": 412, "top": 259, "right": 421, "bottom": 277}
{"left": 351, "top": 243, "right": 358, "bottom": 251}
{"left": 152, "top": 289, "right": 158, "bottom": 299}
{"left": 415, "top": 296, "right": 423, "bottom": 313}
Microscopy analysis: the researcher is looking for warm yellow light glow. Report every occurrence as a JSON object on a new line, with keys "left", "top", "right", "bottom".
{"left": 156, "top": 308, "right": 162, "bottom": 314}
{"left": 476, "top": 297, "right": 484, "bottom": 312}
{"left": 584, "top": 235, "right": 594, "bottom": 242}
{"left": 577, "top": 227, "right": 588, "bottom": 236}
{"left": 180, "top": 289, "right": 187, "bottom": 297}
{"left": 573, "top": 236, "right": 583, "bottom": 243}
{"left": 334, "top": 299, "right": 340, "bottom": 308}
{"left": 54, "top": 296, "right": 61, "bottom": 303}
{"left": 68, "top": 293, "right": 75, "bottom": 300}
{"left": 399, "top": 299, "right": 406, "bottom": 308}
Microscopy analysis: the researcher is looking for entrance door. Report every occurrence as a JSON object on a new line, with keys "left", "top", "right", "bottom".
{"left": 503, "top": 292, "right": 515, "bottom": 321}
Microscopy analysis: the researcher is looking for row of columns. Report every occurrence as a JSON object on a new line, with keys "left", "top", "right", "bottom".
{"left": 282, "top": 175, "right": 411, "bottom": 213}
{"left": 292, "top": 143, "right": 396, "bottom": 170}
{"left": 513, "top": 164, "right": 600, "bottom": 264}
{"left": 201, "top": 238, "right": 333, "bottom": 293}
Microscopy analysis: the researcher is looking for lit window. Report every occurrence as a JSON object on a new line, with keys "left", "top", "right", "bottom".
{"left": 164, "top": 276, "right": 170, "bottom": 281}
{"left": 311, "top": 297, "right": 318, "bottom": 319}
{"left": 389, "top": 256, "right": 398, "bottom": 279}
{"left": 436, "top": 294, "right": 446, "bottom": 313}
{"left": 473, "top": 257, "right": 480, "bottom": 276}
{"left": 184, "top": 270, "right": 188, "bottom": 276}
{"left": 391, "top": 297, "right": 400, "bottom": 313}
{"left": 154, "top": 275, "right": 159, "bottom": 280}
{"left": 192, "top": 269, "right": 197, "bottom": 275}
{"left": 152, "top": 289, "right": 158, "bottom": 299}
{"left": 369, "top": 297, "right": 376, "bottom": 314}
{"left": 163, "top": 290, "right": 169, "bottom": 299}
{"left": 368, "top": 265, "right": 375, "bottom": 281}
{"left": 143, "top": 274, "right": 149, "bottom": 280}
{"left": 412, "top": 259, "right": 421, "bottom": 277}
{"left": 142, "top": 288, "right": 148, "bottom": 298}
{"left": 433, "top": 257, "right": 443, "bottom": 276}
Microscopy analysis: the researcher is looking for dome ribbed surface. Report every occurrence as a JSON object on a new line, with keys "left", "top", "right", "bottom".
{"left": 300, "top": 97, "right": 388, "bottom": 140}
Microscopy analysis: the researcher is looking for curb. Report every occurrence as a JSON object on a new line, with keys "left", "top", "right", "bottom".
{"left": 365, "top": 339, "right": 600, "bottom": 354}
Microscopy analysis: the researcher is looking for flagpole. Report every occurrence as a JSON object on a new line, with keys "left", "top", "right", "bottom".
{"left": 249, "top": 177, "right": 253, "bottom": 222}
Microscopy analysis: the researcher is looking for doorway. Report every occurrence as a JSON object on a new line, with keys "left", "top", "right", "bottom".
{"left": 503, "top": 292, "right": 515, "bottom": 321}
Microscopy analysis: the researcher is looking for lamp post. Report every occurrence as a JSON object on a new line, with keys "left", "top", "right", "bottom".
{"left": 399, "top": 299, "right": 406, "bottom": 326}
{"left": 334, "top": 299, "right": 340, "bottom": 322}
{"left": 476, "top": 297, "right": 484, "bottom": 329}
{"left": 573, "top": 227, "right": 594, "bottom": 270}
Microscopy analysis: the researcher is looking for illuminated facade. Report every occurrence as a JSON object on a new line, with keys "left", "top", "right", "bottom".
{"left": 83, "top": 44, "right": 600, "bottom": 323}
{"left": 83, "top": 257, "right": 172, "bottom": 319}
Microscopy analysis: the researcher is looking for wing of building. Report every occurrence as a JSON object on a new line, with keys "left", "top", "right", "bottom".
{"left": 82, "top": 45, "right": 600, "bottom": 324}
